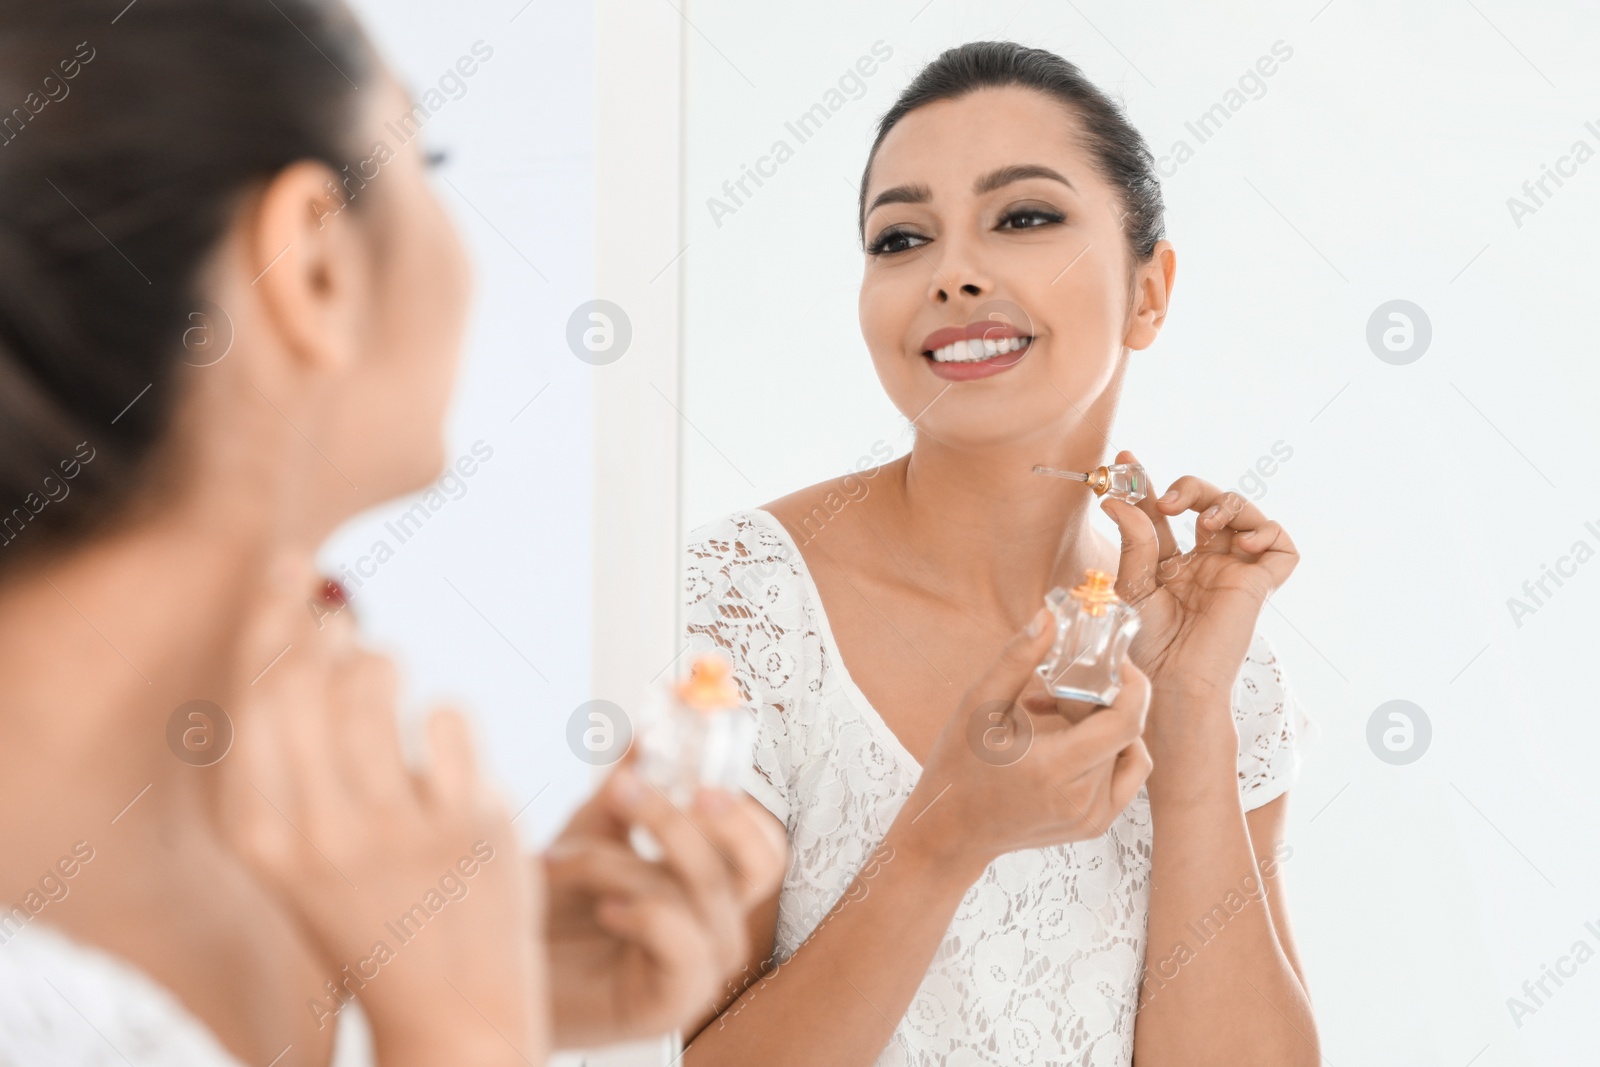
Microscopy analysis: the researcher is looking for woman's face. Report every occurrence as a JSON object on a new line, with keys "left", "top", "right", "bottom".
{"left": 858, "top": 86, "right": 1165, "bottom": 452}
{"left": 320, "top": 73, "right": 473, "bottom": 503}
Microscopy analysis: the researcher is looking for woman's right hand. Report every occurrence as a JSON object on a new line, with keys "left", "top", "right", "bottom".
{"left": 905, "top": 607, "right": 1153, "bottom": 877}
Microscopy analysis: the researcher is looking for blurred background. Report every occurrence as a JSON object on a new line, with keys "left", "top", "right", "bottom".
{"left": 329, "top": 0, "right": 595, "bottom": 850}
{"left": 345, "top": 1, "right": 1600, "bottom": 1063}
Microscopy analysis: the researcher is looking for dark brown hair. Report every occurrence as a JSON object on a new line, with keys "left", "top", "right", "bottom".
{"left": 858, "top": 40, "right": 1166, "bottom": 263}
{"left": 0, "top": 0, "right": 374, "bottom": 563}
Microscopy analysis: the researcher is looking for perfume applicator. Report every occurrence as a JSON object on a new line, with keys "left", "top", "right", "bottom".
{"left": 1031, "top": 462, "right": 1150, "bottom": 505}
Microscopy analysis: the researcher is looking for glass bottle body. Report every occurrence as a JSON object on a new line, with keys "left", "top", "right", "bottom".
{"left": 636, "top": 691, "right": 756, "bottom": 809}
{"left": 1036, "top": 578, "right": 1141, "bottom": 706}
{"left": 631, "top": 690, "right": 754, "bottom": 860}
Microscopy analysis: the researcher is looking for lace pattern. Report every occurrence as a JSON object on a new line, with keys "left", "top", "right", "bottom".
{"left": 684, "top": 509, "right": 1314, "bottom": 1067}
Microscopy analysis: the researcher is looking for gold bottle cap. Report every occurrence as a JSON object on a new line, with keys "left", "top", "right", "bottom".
{"left": 675, "top": 654, "right": 741, "bottom": 714}
{"left": 1071, "top": 569, "right": 1122, "bottom": 616}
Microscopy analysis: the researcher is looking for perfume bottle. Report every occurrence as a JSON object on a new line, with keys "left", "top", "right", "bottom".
{"left": 1036, "top": 569, "right": 1141, "bottom": 706}
{"left": 1032, "top": 461, "right": 1149, "bottom": 504}
{"left": 630, "top": 654, "right": 756, "bottom": 859}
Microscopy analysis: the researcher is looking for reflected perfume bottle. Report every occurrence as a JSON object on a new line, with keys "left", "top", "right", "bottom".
{"left": 1036, "top": 569, "right": 1141, "bottom": 706}
{"left": 631, "top": 654, "right": 756, "bottom": 859}
{"left": 635, "top": 653, "right": 755, "bottom": 807}
{"left": 1032, "top": 461, "right": 1149, "bottom": 504}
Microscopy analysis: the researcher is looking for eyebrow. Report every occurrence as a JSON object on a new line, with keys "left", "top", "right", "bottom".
{"left": 864, "top": 164, "right": 1075, "bottom": 219}
{"left": 976, "top": 164, "right": 1075, "bottom": 196}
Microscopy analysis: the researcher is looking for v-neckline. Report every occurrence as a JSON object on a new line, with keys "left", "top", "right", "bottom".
{"left": 749, "top": 507, "right": 926, "bottom": 777}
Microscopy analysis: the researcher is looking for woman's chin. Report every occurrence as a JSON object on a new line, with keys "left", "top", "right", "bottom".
{"left": 907, "top": 416, "right": 1061, "bottom": 455}
{"left": 366, "top": 446, "right": 451, "bottom": 508}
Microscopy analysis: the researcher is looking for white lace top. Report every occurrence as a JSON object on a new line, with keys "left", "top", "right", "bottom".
{"left": 0, "top": 921, "right": 373, "bottom": 1067}
{"left": 683, "top": 509, "right": 1316, "bottom": 1067}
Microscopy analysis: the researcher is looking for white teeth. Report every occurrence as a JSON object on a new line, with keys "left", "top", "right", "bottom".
{"left": 927, "top": 335, "right": 1032, "bottom": 363}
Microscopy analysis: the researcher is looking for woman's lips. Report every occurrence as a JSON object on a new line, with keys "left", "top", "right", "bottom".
{"left": 920, "top": 319, "right": 1034, "bottom": 381}
{"left": 923, "top": 336, "right": 1033, "bottom": 381}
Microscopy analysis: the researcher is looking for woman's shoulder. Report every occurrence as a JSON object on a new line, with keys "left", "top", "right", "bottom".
{"left": 682, "top": 504, "right": 836, "bottom": 824}
{"left": 684, "top": 506, "right": 808, "bottom": 606}
{"left": 684, "top": 501, "right": 825, "bottom": 640}
{"left": 684, "top": 472, "right": 860, "bottom": 582}
{"left": 686, "top": 505, "right": 790, "bottom": 559}
{"left": 686, "top": 451, "right": 905, "bottom": 570}
{"left": 765, "top": 458, "right": 907, "bottom": 544}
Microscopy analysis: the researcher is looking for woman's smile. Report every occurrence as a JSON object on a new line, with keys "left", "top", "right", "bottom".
{"left": 920, "top": 319, "right": 1035, "bottom": 381}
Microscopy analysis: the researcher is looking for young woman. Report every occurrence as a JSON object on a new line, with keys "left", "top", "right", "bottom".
{"left": 0, "top": 2, "right": 782, "bottom": 1064}
{"left": 681, "top": 42, "right": 1318, "bottom": 1066}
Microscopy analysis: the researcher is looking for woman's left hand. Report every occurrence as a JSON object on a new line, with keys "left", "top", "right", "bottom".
{"left": 1096, "top": 448, "right": 1300, "bottom": 734}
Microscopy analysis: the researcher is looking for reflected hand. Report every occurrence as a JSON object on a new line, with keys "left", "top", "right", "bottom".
{"left": 220, "top": 556, "right": 546, "bottom": 1067}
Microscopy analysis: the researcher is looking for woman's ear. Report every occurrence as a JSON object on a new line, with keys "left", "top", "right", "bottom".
{"left": 1124, "top": 240, "right": 1176, "bottom": 352}
{"left": 248, "top": 159, "right": 377, "bottom": 375}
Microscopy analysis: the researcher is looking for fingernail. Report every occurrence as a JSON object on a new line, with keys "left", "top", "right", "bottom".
{"left": 696, "top": 786, "right": 734, "bottom": 814}
{"left": 1203, "top": 505, "right": 1220, "bottom": 523}
{"left": 1026, "top": 606, "right": 1051, "bottom": 638}
{"left": 613, "top": 768, "right": 644, "bottom": 810}
{"left": 1159, "top": 489, "right": 1178, "bottom": 504}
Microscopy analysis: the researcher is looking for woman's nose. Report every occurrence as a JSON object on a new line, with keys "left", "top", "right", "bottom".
{"left": 931, "top": 281, "right": 985, "bottom": 303}
{"left": 928, "top": 256, "right": 990, "bottom": 304}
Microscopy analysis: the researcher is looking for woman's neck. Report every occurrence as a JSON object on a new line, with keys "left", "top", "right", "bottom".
{"left": 0, "top": 500, "right": 284, "bottom": 791}
{"left": 877, "top": 427, "right": 1118, "bottom": 624}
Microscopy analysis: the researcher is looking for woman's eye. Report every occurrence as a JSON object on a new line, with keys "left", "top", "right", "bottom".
{"left": 867, "top": 227, "right": 927, "bottom": 256}
{"left": 998, "top": 208, "right": 1064, "bottom": 230}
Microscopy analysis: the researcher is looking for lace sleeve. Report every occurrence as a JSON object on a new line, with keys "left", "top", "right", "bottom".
{"left": 1233, "top": 629, "right": 1316, "bottom": 812}
{"left": 683, "top": 512, "right": 820, "bottom": 831}
{"left": 0, "top": 924, "right": 373, "bottom": 1067}
{"left": 0, "top": 923, "right": 246, "bottom": 1067}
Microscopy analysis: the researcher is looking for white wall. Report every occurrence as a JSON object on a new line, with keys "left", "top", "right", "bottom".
{"left": 334, "top": 4, "right": 669, "bottom": 1064}
{"left": 671, "top": 1, "right": 1600, "bottom": 1064}
{"left": 329, "top": 0, "right": 596, "bottom": 851}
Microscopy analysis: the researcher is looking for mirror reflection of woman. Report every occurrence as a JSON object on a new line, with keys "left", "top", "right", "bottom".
{"left": 682, "top": 41, "right": 1318, "bottom": 1066}
{"left": 0, "top": 3, "right": 782, "bottom": 1065}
